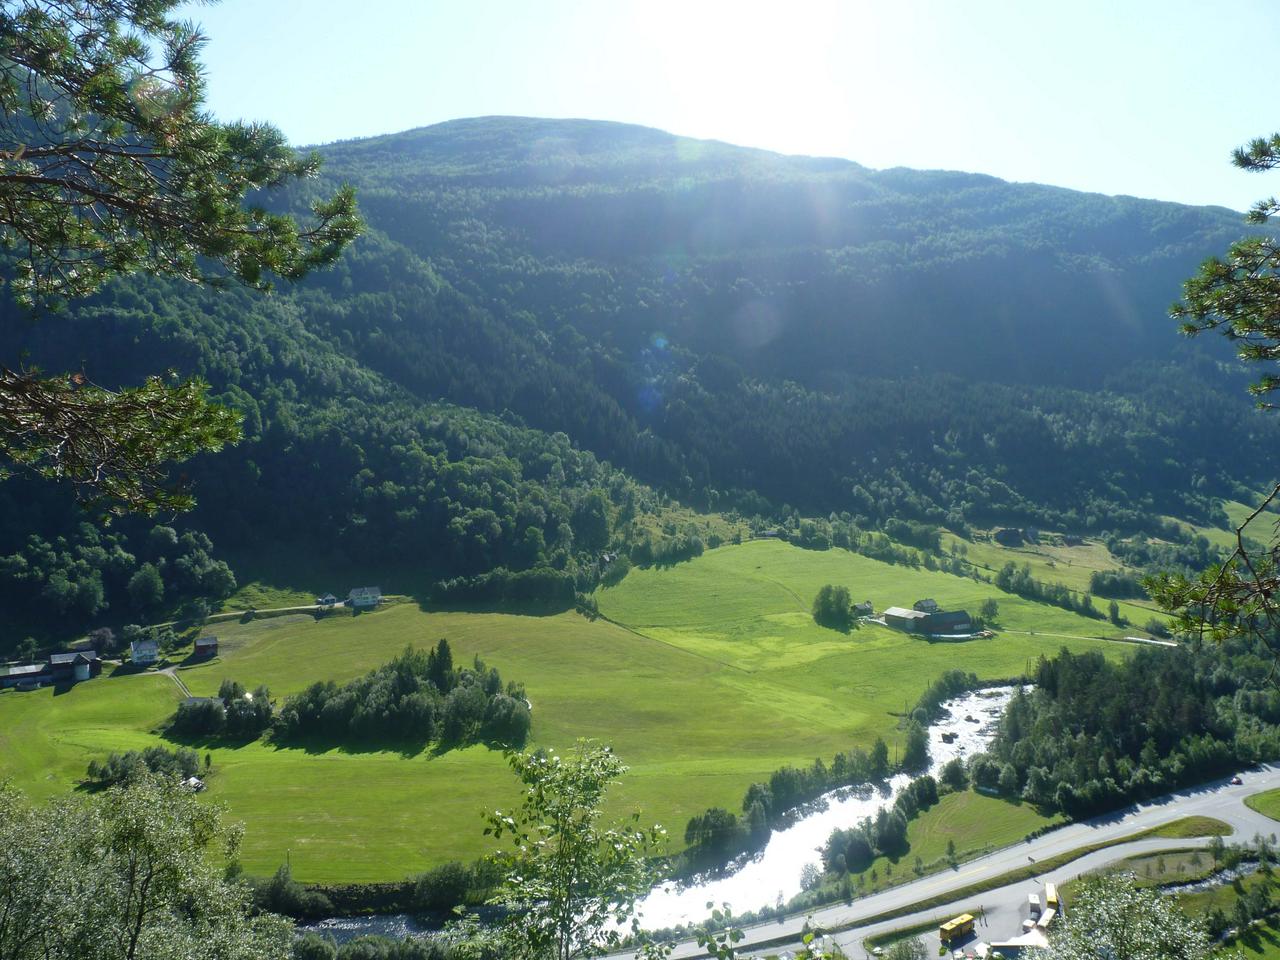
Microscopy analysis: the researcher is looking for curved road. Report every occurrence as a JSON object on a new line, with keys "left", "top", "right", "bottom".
{"left": 659, "top": 765, "right": 1280, "bottom": 959}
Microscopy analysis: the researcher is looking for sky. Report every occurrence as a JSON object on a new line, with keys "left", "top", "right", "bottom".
{"left": 180, "top": 0, "right": 1280, "bottom": 211}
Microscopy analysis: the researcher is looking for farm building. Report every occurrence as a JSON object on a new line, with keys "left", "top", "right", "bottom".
{"left": 348, "top": 586, "right": 382, "bottom": 609}
{"left": 0, "top": 663, "right": 46, "bottom": 689}
{"left": 884, "top": 606, "right": 974, "bottom": 635}
{"left": 921, "top": 610, "right": 973, "bottom": 634}
{"left": 912, "top": 598, "right": 939, "bottom": 613}
{"left": 47, "top": 650, "right": 100, "bottom": 683}
{"left": 883, "top": 606, "right": 929, "bottom": 632}
{"left": 193, "top": 636, "right": 218, "bottom": 659}
{"left": 130, "top": 639, "right": 159, "bottom": 665}
{"left": 853, "top": 600, "right": 874, "bottom": 618}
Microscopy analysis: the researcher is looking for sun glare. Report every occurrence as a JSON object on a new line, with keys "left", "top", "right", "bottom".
{"left": 623, "top": 0, "right": 885, "bottom": 159}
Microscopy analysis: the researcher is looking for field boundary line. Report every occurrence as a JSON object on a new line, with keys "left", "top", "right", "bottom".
{"left": 593, "top": 614, "right": 752, "bottom": 673}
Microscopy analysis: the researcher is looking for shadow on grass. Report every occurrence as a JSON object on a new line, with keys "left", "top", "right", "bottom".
{"left": 266, "top": 731, "right": 436, "bottom": 760}
{"left": 159, "top": 725, "right": 269, "bottom": 752}
{"left": 413, "top": 597, "right": 572, "bottom": 618}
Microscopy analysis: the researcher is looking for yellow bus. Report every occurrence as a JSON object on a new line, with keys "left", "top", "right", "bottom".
{"left": 1045, "top": 882, "right": 1060, "bottom": 912}
{"left": 939, "top": 914, "right": 975, "bottom": 943}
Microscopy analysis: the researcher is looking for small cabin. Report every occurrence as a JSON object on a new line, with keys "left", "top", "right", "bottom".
{"left": 193, "top": 636, "right": 218, "bottom": 659}
{"left": 912, "top": 598, "right": 939, "bottom": 614}
{"left": 852, "top": 600, "right": 874, "bottom": 618}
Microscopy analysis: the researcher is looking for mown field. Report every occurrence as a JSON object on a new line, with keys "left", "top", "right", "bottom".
{"left": 0, "top": 540, "right": 1130, "bottom": 883}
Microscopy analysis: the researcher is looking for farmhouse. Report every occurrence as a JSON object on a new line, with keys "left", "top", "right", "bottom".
{"left": 883, "top": 606, "right": 929, "bottom": 632}
{"left": 348, "top": 586, "right": 382, "bottom": 609}
{"left": 912, "top": 598, "right": 939, "bottom": 613}
{"left": 130, "top": 639, "right": 159, "bottom": 665}
{"left": 853, "top": 600, "right": 874, "bottom": 618}
{"left": 47, "top": 650, "right": 100, "bottom": 683}
{"left": 193, "top": 636, "right": 219, "bottom": 659}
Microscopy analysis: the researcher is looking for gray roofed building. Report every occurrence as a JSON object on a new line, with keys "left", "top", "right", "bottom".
{"left": 348, "top": 586, "right": 382, "bottom": 609}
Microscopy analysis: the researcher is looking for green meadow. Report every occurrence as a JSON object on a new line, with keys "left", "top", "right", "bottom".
{"left": 941, "top": 531, "right": 1164, "bottom": 627}
{"left": 1, "top": 540, "right": 1131, "bottom": 883}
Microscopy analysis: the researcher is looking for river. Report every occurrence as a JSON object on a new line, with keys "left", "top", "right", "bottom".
{"left": 636, "top": 685, "right": 1018, "bottom": 929}
{"left": 301, "top": 685, "right": 1017, "bottom": 942}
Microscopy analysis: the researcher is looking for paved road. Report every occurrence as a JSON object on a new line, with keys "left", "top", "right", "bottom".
{"left": 659, "top": 765, "right": 1280, "bottom": 959}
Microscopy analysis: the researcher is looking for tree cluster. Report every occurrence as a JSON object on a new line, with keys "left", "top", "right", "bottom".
{"left": 172, "top": 679, "right": 272, "bottom": 739}
{"left": 681, "top": 738, "right": 892, "bottom": 868}
{"left": 811, "top": 584, "right": 855, "bottom": 631}
{"left": 85, "top": 745, "right": 200, "bottom": 788}
{"left": 972, "top": 641, "right": 1280, "bottom": 817}
{"left": 995, "top": 560, "right": 1102, "bottom": 619}
{"left": 820, "top": 775, "right": 939, "bottom": 873}
{"left": 275, "top": 641, "right": 530, "bottom": 749}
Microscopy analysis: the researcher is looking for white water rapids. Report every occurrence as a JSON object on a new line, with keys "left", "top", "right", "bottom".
{"left": 636, "top": 685, "right": 1018, "bottom": 930}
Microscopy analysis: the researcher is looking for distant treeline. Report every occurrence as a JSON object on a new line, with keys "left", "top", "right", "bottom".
{"left": 429, "top": 566, "right": 576, "bottom": 613}
{"left": 1088, "top": 569, "right": 1148, "bottom": 599}
{"left": 275, "top": 641, "right": 530, "bottom": 749}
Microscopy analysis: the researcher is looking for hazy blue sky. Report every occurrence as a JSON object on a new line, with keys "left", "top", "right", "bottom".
{"left": 182, "top": 0, "right": 1278, "bottom": 211}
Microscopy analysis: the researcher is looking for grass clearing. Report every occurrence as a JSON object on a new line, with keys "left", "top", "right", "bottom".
{"left": 896, "top": 791, "right": 1061, "bottom": 873}
{"left": 1, "top": 540, "right": 1135, "bottom": 883}
{"left": 1247, "top": 790, "right": 1280, "bottom": 823}
{"left": 1146, "top": 816, "right": 1235, "bottom": 839}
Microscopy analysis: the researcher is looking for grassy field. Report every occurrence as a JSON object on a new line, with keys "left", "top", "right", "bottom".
{"left": 901, "top": 792, "right": 1061, "bottom": 867}
{"left": 942, "top": 531, "right": 1162, "bottom": 626}
{"left": 1245, "top": 789, "right": 1280, "bottom": 822}
{"left": 0, "top": 540, "right": 1133, "bottom": 883}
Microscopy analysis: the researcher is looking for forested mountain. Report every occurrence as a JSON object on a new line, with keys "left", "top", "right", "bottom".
{"left": 2, "top": 116, "right": 1276, "bottom": 642}
{"left": 298, "top": 117, "right": 1277, "bottom": 526}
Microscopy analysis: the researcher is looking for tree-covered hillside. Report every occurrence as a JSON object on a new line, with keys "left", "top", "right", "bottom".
{"left": 299, "top": 117, "right": 1278, "bottom": 525}
{"left": 4, "top": 117, "right": 1277, "bottom": 643}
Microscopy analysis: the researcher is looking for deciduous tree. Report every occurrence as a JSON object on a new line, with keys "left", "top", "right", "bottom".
{"left": 0, "top": 774, "right": 292, "bottom": 960}
{"left": 484, "top": 741, "right": 668, "bottom": 960}
{"left": 1035, "top": 873, "right": 1210, "bottom": 960}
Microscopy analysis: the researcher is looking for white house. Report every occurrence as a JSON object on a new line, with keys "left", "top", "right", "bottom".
{"left": 348, "top": 586, "right": 382, "bottom": 609}
{"left": 131, "top": 639, "right": 159, "bottom": 666}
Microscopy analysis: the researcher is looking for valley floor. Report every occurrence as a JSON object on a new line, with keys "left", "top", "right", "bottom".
{"left": 0, "top": 540, "right": 1139, "bottom": 882}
